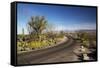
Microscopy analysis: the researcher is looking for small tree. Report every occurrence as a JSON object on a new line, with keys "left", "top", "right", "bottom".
{"left": 28, "top": 16, "right": 48, "bottom": 41}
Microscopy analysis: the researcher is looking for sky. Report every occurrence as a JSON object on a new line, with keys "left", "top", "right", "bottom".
{"left": 17, "top": 3, "right": 97, "bottom": 34}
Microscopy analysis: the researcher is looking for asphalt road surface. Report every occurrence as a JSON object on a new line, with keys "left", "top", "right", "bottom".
{"left": 17, "top": 37, "right": 81, "bottom": 65}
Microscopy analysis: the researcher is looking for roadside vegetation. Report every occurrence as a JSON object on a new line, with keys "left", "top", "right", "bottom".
{"left": 17, "top": 16, "right": 65, "bottom": 53}
{"left": 73, "top": 31, "right": 96, "bottom": 60}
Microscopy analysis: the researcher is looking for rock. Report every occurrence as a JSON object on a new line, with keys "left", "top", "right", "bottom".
{"left": 83, "top": 54, "right": 90, "bottom": 60}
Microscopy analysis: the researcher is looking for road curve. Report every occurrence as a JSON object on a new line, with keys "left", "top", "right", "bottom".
{"left": 17, "top": 37, "right": 80, "bottom": 65}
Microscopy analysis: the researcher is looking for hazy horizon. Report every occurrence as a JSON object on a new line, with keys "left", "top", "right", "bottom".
{"left": 17, "top": 3, "right": 97, "bottom": 34}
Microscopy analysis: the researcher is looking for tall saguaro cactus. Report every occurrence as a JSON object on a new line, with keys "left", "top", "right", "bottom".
{"left": 21, "top": 28, "right": 25, "bottom": 41}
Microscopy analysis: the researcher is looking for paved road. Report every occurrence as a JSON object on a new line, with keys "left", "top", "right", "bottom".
{"left": 17, "top": 37, "right": 81, "bottom": 65}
